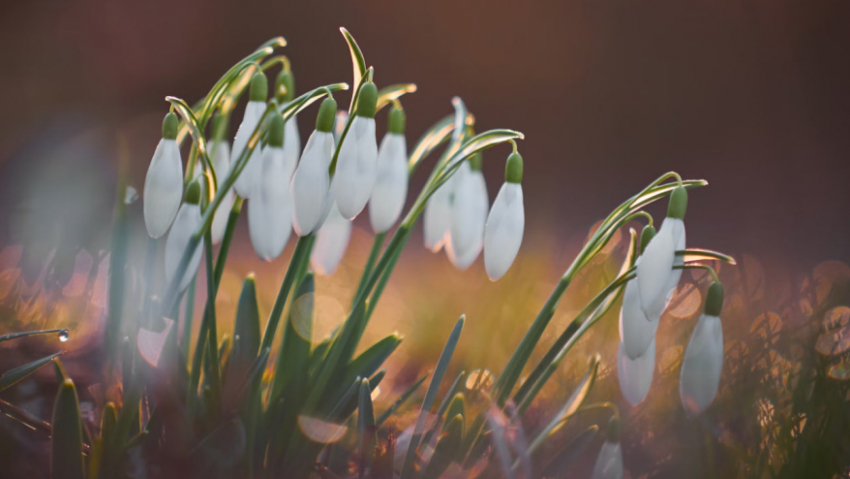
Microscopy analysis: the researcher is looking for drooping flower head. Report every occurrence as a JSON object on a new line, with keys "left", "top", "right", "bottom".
{"left": 369, "top": 105, "right": 408, "bottom": 233}
{"left": 334, "top": 81, "right": 378, "bottom": 220}
{"left": 232, "top": 72, "right": 269, "bottom": 198}
{"left": 208, "top": 114, "right": 234, "bottom": 244}
{"left": 164, "top": 179, "right": 203, "bottom": 292}
{"left": 446, "top": 152, "right": 488, "bottom": 269}
{"left": 617, "top": 338, "right": 655, "bottom": 406}
{"left": 248, "top": 113, "right": 293, "bottom": 261}
{"left": 619, "top": 225, "right": 661, "bottom": 359}
{"left": 143, "top": 112, "right": 183, "bottom": 239}
{"left": 291, "top": 97, "right": 337, "bottom": 236}
{"left": 680, "top": 281, "right": 725, "bottom": 416}
{"left": 275, "top": 69, "right": 301, "bottom": 180}
{"left": 484, "top": 151, "right": 525, "bottom": 280}
{"left": 311, "top": 202, "right": 353, "bottom": 276}
{"left": 591, "top": 417, "right": 624, "bottom": 479}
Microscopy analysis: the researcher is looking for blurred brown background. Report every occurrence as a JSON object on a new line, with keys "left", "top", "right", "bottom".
{"left": 1, "top": 0, "right": 849, "bottom": 266}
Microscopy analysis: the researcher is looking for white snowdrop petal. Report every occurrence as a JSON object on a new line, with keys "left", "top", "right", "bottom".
{"left": 619, "top": 274, "right": 660, "bottom": 359}
{"left": 164, "top": 204, "right": 203, "bottom": 292}
{"left": 283, "top": 115, "right": 301, "bottom": 179}
{"left": 617, "top": 339, "right": 655, "bottom": 406}
{"left": 232, "top": 101, "right": 266, "bottom": 198}
{"left": 248, "top": 146, "right": 292, "bottom": 261}
{"left": 423, "top": 180, "right": 453, "bottom": 252}
{"left": 447, "top": 166, "right": 488, "bottom": 270}
{"left": 335, "top": 117, "right": 378, "bottom": 220}
{"left": 483, "top": 182, "right": 524, "bottom": 280}
{"left": 369, "top": 133, "right": 408, "bottom": 233}
{"left": 209, "top": 140, "right": 233, "bottom": 244}
{"left": 143, "top": 139, "right": 183, "bottom": 239}
{"left": 591, "top": 441, "right": 624, "bottom": 479}
{"left": 291, "top": 131, "right": 334, "bottom": 235}
{"left": 636, "top": 217, "right": 678, "bottom": 317}
{"left": 679, "top": 314, "right": 724, "bottom": 416}
{"left": 311, "top": 203, "right": 352, "bottom": 275}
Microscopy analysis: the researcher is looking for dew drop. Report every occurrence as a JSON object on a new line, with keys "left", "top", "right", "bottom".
{"left": 58, "top": 329, "right": 70, "bottom": 342}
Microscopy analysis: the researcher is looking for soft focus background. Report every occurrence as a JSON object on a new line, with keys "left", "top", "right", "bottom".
{"left": 1, "top": 0, "right": 849, "bottom": 477}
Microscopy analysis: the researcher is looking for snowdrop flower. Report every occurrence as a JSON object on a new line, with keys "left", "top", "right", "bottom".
{"left": 369, "top": 106, "right": 408, "bottom": 233}
{"left": 143, "top": 112, "right": 183, "bottom": 239}
{"left": 423, "top": 176, "right": 455, "bottom": 252}
{"left": 334, "top": 82, "right": 378, "bottom": 220}
{"left": 591, "top": 419, "right": 624, "bottom": 479}
{"left": 311, "top": 202, "right": 352, "bottom": 275}
{"left": 164, "top": 181, "right": 203, "bottom": 292}
{"left": 680, "top": 282, "right": 724, "bottom": 416}
{"left": 194, "top": 114, "right": 235, "bottom": 244}
{"left": 483, "top": 151, "right": 524, "bottom": 280}
{"left": 248, "top": 114, "right": 293, "bottom": 261}
{"left": 617, "top": 338, "right": 655, "bottom": 406}
{"left": 232, "top": 72, "right": 268, "bottom": 198}
{"left": 619, "top": 226, "right": 662, "bottom": 359}
{"left": 446, "top": 153, "right": 488, "bottom": 270}
{"left": 635, "top": 186, "right": 687, "bottom": 319}
{"left": 275, "top": 70, "right": 301, "bottom": 179}
{"left": 291, "top": 97, "right": 337, "bottom": 235}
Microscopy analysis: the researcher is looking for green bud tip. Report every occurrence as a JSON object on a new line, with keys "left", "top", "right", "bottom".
{"left": 639, "top": 225, "right": 657, "bottom": 254}
{"left": 505, "top": 152, "right": 523, "bottom": 183}
{"left": 316, "top": 98, "right": 338, "bottom": 133}
{"left": 355, "top": 82, "right": 378, "bottom": 119}
{"left": 249, "top": 72, "right": 269, "bottom": 102}
{"left": 469, "top": 151, "right": 483, "bottom": 171}
{"left": 297, "top": 271, "right": 315, "bottom": 296}
{"left": 275, "top": 70, "right": 295, "bottom": 102}
{"left": 606, "top": 416, "right": 621, "bottom": 442}
{"left": 705, "top": 281, "right": 724, "bottom": 316}
{"left": 667, "top": 186, "right": 688, "bottom": 219}
{"left": 268, "top": 114, "right": 285, "bottom": 147}
{"left": 212, "top": 114, "right": 229, "bottom": 140}
{"left": 162, "top": 112, "right": 178, "bottom": 140}
{"left": 184, "top": 180, "right": 202, "bottom": 205}
{"left": 388, "top": 106, "right": 406, "bottom": 134}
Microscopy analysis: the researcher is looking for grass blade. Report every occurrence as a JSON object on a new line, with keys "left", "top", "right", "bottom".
{"left": 358, "top": 378, "right": 377, "bottom": 476}
{"left": 0, "top": 352, "right": 61, "bottom": 392}
{"left": 340, "top": 27, "right": 367, "bottom": 111}
{"left": 51, "top": 378, "right": 85, "bottom": 479}
{"left": 537, "top": 425, "right": 598, "bottom": 479}
{"left": 376, "top": 373, "right": 429, "bottom": 427}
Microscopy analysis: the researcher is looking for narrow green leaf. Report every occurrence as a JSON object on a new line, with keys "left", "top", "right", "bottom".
{"left": 233, "top": 274, "right": 261, "bottom": 365}
{"left": 0, "top": 352, "right": 60, "bottom": 392}
{"left": 51, "top": 378, "right": 85, "bottom": 479}
{"left": 342, "top": 334, "right": 402, "bottom": 390}
{"left": 678, "top": 247, "right": 737, "bottom": 265}
{"left": 376, "top": 83, "right": 417, "bottom": 112}
{"left": 537, "top": 425, "right": 598, "bottom": 479}
{"left": 400, "top": 317, "right": 464, "bottom": 479}
{"left": 375, "top": 373, "right": 428, "bottom": 427}
{"left": 358, "top": 378, "right": 377, "bottom": 476}
{"left": 422, "top": 413, "right": 464, "bottom": 479}
{"left": 407, "top": 115, "right": 455, "bottom": 175}
{"left": 340, "top": 27, "right": 367, "bottom": 111}
{"left": 0, "top": 329, "right": 68, "bottom": 345}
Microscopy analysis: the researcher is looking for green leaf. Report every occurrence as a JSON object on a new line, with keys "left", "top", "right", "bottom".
{"left": 233, "top": 274, "right": 261, "bottom": 366}
{"left": 375, "top": 373, "right": 428, "bottom": 426}
{"left": 166, "top": 96, "right": 217, "bottom": 190}
{"left": 407, "top": 115, "right": 455, "bottom": 175}
{"left": 0, "top": 352, "right": 60, "bottom": 392}
{"left": 340, "top": 27, "right": 367, "bottom": 111}
{"left": 0, "top": 329, "right": 68, "bottom": 345}
{"left": 400, "top": 317, "right": 464, "bottom": 479}
{"left": 281, "top": 83, "right": 349, "bottom": 121}
{"left": 527, "top": 355, "right": 600, "bottom": 455}
{"left": 422, "top": 413, "right": 464, "bottom": 479}
{"left": 376, "top": 83, "right": 417, "bottom": 112}
{"left": 342, "top": 334, "right": 402, "bottom": 391}
{"left": 678, "top": 248, "right": 737, "bottom": 265}
{"left": 358, "top": 378, "right": 376, "bottom": 476}
{"left": 51, "top": 378, "right": 85, "bottom": 479}
{"left": 538, "top": 425, "right": 598, "bottom": 479}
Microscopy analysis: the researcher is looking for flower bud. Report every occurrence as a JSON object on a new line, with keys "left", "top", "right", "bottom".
{"left": 143, "top": 112, "right": 184, "bottom": 238}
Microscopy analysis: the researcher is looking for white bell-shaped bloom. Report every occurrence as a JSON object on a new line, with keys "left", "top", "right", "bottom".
{"left": 334, "top": 110, "right": 348, "bottom": 143}
{"left": 619, "top": 270, "right": 661, "bottom": 360}
{"left": 483, "top": 182, "right": 524, "bottom": 280}
{"left": 310, "top": 202, "right": 352, "bottom": 275}
{"left": 636, "top": 216, "right": 686, "bottom": 319}
{"left": 334, "top": 115, "right": 378, "bottom": 219}
{"left": 143, "top": 137, "right": 183, "bottom": 239}
{"left": 164, "top": 202, "right": 203, "bottom": 292}
{"left": 291, "top": 130, "right": 334, "bottom": 236}
{"left": 446, "top": 162, "right": 488, "bottom": 270}
{"left": 143, "top": 112, "right": 183, "bottom": 239}
{"left": 617, "top": 338, "right": 655, "bottom": 406}
{"left": 231, "top": 100, "right": 266, "bottom": 198}
{"left": 206, "top": 140, "right": 234, "bottom": 245}
{"left": 423, "top": 176, "right": 455, "bottom": 252}
{"left": 282, "top": 115, "right": 301, "bottom": 178}
{"left": 369, "top": 132, "right": 408, "bottom": 233}
{"left": 679, "top": 313, "right": 724, "bottom": 416}
{"left": 248, "top": 145, "right": 292, "bottom": 261}
{"left": 590, "top": 441, "right": 624, "bottom": 479}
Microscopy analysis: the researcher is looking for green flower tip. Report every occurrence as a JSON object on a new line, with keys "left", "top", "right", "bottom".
{"left": 249, "top": 72, "right": 269, "bottom": 102}
{"left": 355, "top": 82, "right": 378, "bottom": 119}
{"left": 268, "top": 114, "right": 285, "bottom": 147}
{"left": 316, "top": 98, "right": 338, "bottom": 133}
{"left": 275, "top": 70, "right": 295, "bottom": 102}
{"left": 162, "top": 112, "right": 178, "bottom": 140}
{"left": 212, "top": 114, "right": 229, "bottom": 140}
{"left": 469, "top": 151, "right": 483, "bottom": 171}
{"left": 297, "top": 271, "right": 316, "bottom": 296}
{"left": 606, "top": 416, "right": 621, "bottom": 442}
{"left": 667, "top": 186, "right": 688, "bottom": 220}
{"left": 388, "top": 106, "right": 406, "bottom": 134}
{"left": 505, "top": 152, "right": 523, "bottom": 183}
{"left": 705, "top": 281, "right": 724, "bottom": 316}
{"left": 184, "top": 180, "right": 202, "bottom": 205}
{"left": 639, "top": 225, "right": 657, "bottom": 254}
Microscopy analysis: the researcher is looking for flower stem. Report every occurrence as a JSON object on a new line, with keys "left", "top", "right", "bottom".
{"left": 260, "top": 235, "right": 315, "bottom": 351}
